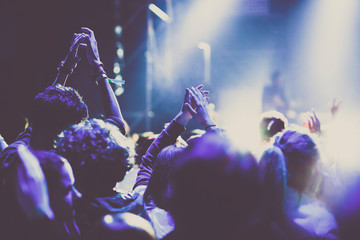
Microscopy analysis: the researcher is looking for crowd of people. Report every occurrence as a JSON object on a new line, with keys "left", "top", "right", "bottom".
{"left": 0, "top": 27, "right": 359, "bottom": 240}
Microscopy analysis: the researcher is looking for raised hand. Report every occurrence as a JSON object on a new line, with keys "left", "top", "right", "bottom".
{"left": 53, "top": 33, "right": 87, "bottom": 86}
{"left": 174, "top": 85, "right": 209, "bottom": 127}
{"left": 184, "top": 86, "right": 215, "bottom": 129}
{"left": 60, "top": 33, "right": 87, "bottom": 74}
{"left": 303, "top": 110, "right": 321, "bottom": 134}
{"left": 81, "top": 27, "right": 104, "bottom": 74}
{"left": 330, "top": 98, "right": 342, "bottom": 119}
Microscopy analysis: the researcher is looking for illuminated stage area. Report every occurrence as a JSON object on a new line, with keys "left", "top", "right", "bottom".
{"left": 1, "top": 0, "right": 360, "bottom": 239}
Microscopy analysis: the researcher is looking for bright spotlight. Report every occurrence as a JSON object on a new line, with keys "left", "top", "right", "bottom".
{"left": 113, "top": 63, "right": 121, "bottom": 74}
{"left": 149, "top": 3, "right": 172, "bottom": 23}
{"left": 115, "top": 86, "right": 124, "bottom": 96}
{"left": 198, "top": 42, "right": 211, "bottom": 51}
{"left": 163, "top": 0, "right": 238, "bottom": 79}
{"left": 176, "top": 0, "right": 238, "bottom": 48}
{"left": 117, "top": 48, "right": 124, "bottom": 59}
{"left": 104, "top": 214, "right": 114, "bottom": 224}
{"left": 114, "top": 25, "right": 122, "bottom": 36}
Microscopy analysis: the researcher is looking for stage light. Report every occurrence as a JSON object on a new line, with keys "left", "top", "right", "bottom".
{"left": 161, "top": 0, "right": 238, "bottom": 80}
{"left": 198, "top": 42, "right": 210, "bottom": 51}
{"left": 114, "top": 25, "right": 122, "bottom": 36}
{"left": 113, "top": 63, "right": 121, "bottom": 74}
{"left": 176, "top": 0, "right": 238, "bottom": 48}
{"left": 117, "top": 48, "right": 124, "bottom": 59}
{"left": 104, "top": 214, "right": 114, "bottom": 224}
{"left": 115, "top": 86, "right": 124, "bottom": 96}
{"left": 149, "top": 3, "right": 172, "bottom": 23}
{"left": 198, "top": 42, "right": 211, "bottom": 83}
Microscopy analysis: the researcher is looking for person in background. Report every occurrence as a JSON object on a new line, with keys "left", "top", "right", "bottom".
{"left": 262, "top": 70, "right": 289, "bottom": 116}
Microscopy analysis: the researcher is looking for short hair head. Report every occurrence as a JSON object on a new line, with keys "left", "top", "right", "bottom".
{"left": 144, "top": 144, "right": 185, "bottom": 210}
{"left": 167, "top": 133, "right": 261, "bottom": 238}
{"left": 56, "top": 119, "right": 135, "bottom": 197}
{"left": 30, "top": 84, "right": 88, "bottom": 134}
{"left": 34, "top": 150, "right": 80, "bottom": 221}
{"left": 259, "top": 111, "right": 288, "bottom": 142}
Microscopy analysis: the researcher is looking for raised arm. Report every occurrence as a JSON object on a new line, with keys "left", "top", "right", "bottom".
{"left": 133, "top": 85, "right": 208, "bottom": 189}
{"left": 52, "top": 33, "right": 85, "bottom": 86}
{"left": 303, "top": 110, "right": 321, "bottom": 134}
{"left": 81, "top": 27, "right": 125, "bottom": 127}
{"left": 16, "top": 144, "right": 54, "bottom": 220}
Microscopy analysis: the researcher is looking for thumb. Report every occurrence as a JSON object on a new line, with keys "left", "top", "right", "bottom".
{"left": 184, "top": 103, "right": 197, "bottom": 116}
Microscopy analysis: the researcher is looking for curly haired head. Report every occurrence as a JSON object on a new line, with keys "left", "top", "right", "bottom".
{"left": 30, "top": 84, "right": 88, "bottom": 134}
{"left": 56, "top": 119, "right": 135, "bottom": 197}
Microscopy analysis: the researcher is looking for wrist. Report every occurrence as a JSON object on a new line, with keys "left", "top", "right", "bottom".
{"left": 95, "top": 73, "right": 108, "bottom": 83}
{"left": 92, "top": 61, "right": 106, "bottom": 75}
{"left": 201, "top": 118, "right": 215, "bottom": 128}
{"left": 174, "top": 111, "right": 192, "bottom": 126}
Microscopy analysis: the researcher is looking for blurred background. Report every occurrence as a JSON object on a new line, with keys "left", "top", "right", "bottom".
{"left": 1, "top": 0, "right": 360, "bottom": 144}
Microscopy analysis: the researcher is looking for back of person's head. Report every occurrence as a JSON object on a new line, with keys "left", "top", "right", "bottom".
{"left": 259, "top": 111, "right": 288, "bottom": 142}
{"left": 34, "top": 150, "right": 80, "bottom": 221}
{"left": 144, "top": 144, "right": 185, "bottom": 210}
{"left": 134, "top": 132, "right": 157, "bottom": 165}
{"left": 56, "top": 119, "right": 135, "bottom": 197}
{"left": 274, "top": 130, "right": 319, "bottom": 193}
{"left": 87, "top": 212, "right": 155, "bottom": 240}
{"left": 259, "top": 147, "right": 287, "bottom": 217}
{"left": 167, "top": 133, "right": 261, "bottom": 239}
{"left": 30, "top": 84, "right": 88, "bottom": 134}
{"left": 256, "top": 147, "right": 315, "bottom": 240}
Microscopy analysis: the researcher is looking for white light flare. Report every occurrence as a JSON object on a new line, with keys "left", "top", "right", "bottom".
{"left": 177, "top": 0, "right": 238, "bottom": 48}
{"left": 104, "top": 214, "right": 114, "bottom": 224}
{"left": 217, "top": 86, "right": 263, "bottom": 154}
{"left": 323, "top": 112, "right": 360, "bottom": 173}
{"left": 113, "top": 63, "right": 121, "bottom": 74}
{"left": 162, "top": 0, "right": 239, "bottom": 84}
{"left": 149, "top": 3, "right": 172, "bottom": 23}
{"left": 293, "top": 0, "right": 359, "bottom": 108}
{"left": 114, "top": 25, "right": 122, "bottom": 36}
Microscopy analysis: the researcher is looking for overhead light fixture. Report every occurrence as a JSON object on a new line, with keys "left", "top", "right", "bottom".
{"left": 149, "top": 3, "right": 172, "bottom": 23}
